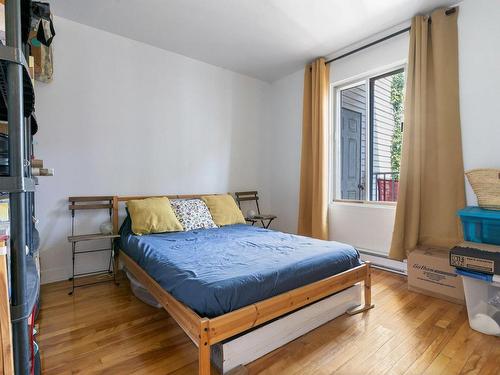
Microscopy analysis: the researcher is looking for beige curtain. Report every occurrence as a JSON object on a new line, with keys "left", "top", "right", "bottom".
{"left": 389, "top": 8, "right": 465, "bottom": 260}
{"left": 298, "top": 58, "right": 329, "bottom": 240}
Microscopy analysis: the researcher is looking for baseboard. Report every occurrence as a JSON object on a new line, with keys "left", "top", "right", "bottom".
{"left": 359, "top": 249, "right": 407, "bottom": 275}
{"left": 40, "top": 267, "right": 69, "bottom": 285}
{"left": 41, "top": 261, "right": 125, "bottom": 285}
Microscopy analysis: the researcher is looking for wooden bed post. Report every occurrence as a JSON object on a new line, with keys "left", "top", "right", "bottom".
{"left": 346, "top": 262, "right": 374, "bottom": 315}
{"left": 112, "top": 196, "right": 119, "bottom": 235}
{"left": 199, "top": 318, "right": 211, "bottom": 375}
{"left": 112, "top": 196, "right": 120, "bottom": 279}
{"left": 365, "top": 261, "right": 372, "bottom": 307}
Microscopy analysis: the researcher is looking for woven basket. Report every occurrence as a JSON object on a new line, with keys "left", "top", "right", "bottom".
{"left": 465, "top": 169, "right": 500, "bottom": 210}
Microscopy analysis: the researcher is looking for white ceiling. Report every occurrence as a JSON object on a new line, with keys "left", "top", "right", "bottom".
{"left": 49, "top": 0, "right": 457, "bottom": 82}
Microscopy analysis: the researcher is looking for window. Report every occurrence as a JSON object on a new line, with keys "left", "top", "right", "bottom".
{"left": 336, "top": 68, "right": 405, "bottom": 202}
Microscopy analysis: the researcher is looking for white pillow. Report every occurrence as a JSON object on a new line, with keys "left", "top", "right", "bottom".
{"left": 170, "top": 199, "right": 217, "bottom": 231}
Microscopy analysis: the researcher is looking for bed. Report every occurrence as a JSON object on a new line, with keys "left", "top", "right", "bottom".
{"left": 113, "top": 194, "right": 374, "bottom": 375}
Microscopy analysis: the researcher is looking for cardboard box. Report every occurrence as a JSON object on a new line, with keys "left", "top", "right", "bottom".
{"left": 450, "top": 241, "right": 500, "bottom": 275}
{"left": 408, "top": 246, "right": 464, "bottom": 304}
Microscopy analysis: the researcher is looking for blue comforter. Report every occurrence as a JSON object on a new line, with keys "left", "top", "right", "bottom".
{"left": 120, "top": 220, "right": 361, "bottom": 317}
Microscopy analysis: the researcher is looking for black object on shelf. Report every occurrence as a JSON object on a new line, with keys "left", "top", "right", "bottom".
{"left": 30, "top": 112, "right": 38, "bottom": 135}
{"left": 0, "top": 157, "right": 8, "bottom": 176}
{"left": 0, "top": 43, "right": 35, "bottom": 121}
{"left": 10, "top": 255, "right": 40, "bottom": 325}
{"left": 0, "top": 134, "right": 8, "bottom": 176}
{"left": 21, "top": 0, "right": 32, "bottom": 45}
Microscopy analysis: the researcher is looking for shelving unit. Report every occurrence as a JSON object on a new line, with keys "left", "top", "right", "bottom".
{"left": 0, "top": 0, "right": 41, "bottom": 374}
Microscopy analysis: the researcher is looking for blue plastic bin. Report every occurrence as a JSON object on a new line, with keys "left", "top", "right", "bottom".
{"left": 457, "top": 207, "right": 500, "bottom": 245}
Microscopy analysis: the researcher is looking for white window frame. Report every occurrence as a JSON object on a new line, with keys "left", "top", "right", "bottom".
{"left": 330, "top": 61, "right": 406, "bottom": 206}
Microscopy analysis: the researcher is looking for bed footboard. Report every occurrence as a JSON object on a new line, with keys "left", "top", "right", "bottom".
{"left": 120, "top": 251, "right": 373, "bottom": 374}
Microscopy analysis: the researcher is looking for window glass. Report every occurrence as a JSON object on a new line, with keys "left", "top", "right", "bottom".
{"left": 340, "top": 84, "right": 367, "bottom": 200}
{"left": 370, "top": 70, "right": 404, "bottom": 202}
{"left": 338, "top": 69, "right": 405, "bottom": 202}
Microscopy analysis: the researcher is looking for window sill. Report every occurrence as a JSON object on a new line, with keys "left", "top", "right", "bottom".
{"left": 331, "top": 199, "right": 396, "bottom": 209}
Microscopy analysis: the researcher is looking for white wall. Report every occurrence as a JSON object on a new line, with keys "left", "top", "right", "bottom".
{"left": 35, "top": 17, "right": 270, "bottom": 284}
{"left": 262, "top": 69, "right": 304, "bottom": 234}
{"left": 35, "top": 0, "right": 500, "bottom": 283}
{"left": 458, "top": 0, "right": 500, "bottom": 204}
{"left": 267, "top": 0, "right": 500, "bottom": 254}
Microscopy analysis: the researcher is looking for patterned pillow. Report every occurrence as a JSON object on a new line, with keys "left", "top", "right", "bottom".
{"left": 170, "top": 199, "right": 217, "bottom": 231}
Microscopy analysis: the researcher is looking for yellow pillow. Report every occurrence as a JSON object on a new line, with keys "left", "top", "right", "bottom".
{"left": 126, "top": 197, "right": 183, "bottom": 235}
{"left": 202, "top": 194, "right": 246, "bottom": 226}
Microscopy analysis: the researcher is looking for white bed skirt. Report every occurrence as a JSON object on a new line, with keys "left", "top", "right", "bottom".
{"left": 211, "top": 283, "right": 362, "bottom": 373}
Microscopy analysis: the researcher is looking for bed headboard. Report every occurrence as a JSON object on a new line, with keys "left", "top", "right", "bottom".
{"left": 112, "top": 194, "right": 220, "bottom": 234}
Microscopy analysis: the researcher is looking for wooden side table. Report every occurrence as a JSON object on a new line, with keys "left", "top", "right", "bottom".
{"left": 67, "top": 196, "right": 120, "bottom": 295}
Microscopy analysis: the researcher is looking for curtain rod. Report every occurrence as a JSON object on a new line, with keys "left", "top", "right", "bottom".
{"left": 325, "top": 27, "right": 410, "bottom": 64}
{"left": 325, "top": 6, "right": 457, "bottom": 65}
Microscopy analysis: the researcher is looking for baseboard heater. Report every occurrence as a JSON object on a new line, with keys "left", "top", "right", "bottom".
{"left": 211, "top": 284, "right": 361, "bottom": 374}
{"left": 358, "top": 249, "right": 407, "bottom": 275}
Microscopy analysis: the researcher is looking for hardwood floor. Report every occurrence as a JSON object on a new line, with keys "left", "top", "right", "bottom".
{"left": 38, "top": 270, "right": 500, "bottom": 374}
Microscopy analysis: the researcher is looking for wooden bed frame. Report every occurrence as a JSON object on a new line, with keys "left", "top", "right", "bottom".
{"left": 112, "top": 194, "right": 374, "bottom": 375}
